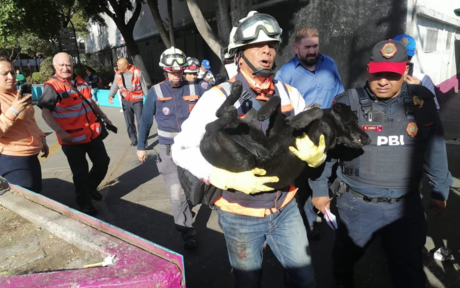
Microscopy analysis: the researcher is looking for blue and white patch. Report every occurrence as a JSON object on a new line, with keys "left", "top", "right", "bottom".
{"left": 201, "top": 81, "right": 209, "bottom": 90}
{"left": 162, "top": 107, "right": 170, "bottom": 115}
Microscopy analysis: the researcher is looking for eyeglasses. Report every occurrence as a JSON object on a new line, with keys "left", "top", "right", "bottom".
{"left": 234, "top": 13, "right": 281, "bottom": 43}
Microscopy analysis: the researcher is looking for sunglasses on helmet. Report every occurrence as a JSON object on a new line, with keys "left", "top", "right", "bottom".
{"left": 234, "top": 13, "right": 281, "bottom": 44}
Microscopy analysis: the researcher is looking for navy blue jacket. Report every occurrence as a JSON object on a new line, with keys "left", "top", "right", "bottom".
{"left": 138, "top": 79, "right": 202, "bottom": 148}
{"left": 309, "top": 83, "right": 452, "bottom": 201}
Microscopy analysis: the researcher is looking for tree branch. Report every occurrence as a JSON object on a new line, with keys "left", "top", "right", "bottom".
{"left": 185, "top": 0, "right": 222, "bottom": 57}
{"left": 127, "top": 0, "right": 142, "bottom": 31}
{"left": 146, "top": 0, "right": 171, "bottom": 47}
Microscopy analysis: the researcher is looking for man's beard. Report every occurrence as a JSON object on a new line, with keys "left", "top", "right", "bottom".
{"left": 299, "top": 54, "right": 318, "bottom": 67}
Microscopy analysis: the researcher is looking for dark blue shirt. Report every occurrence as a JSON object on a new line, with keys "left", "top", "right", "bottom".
{"left": 309, "top": 83, "right": 452, "bottom": 201}
{"left": 275, "top": 54, "right": 344, "bottom": 109}
{"left": 138, "top": 79, "right": 202, "bottom": 148}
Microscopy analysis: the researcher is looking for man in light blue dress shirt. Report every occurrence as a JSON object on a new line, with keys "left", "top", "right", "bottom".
{"left": 275, "top": 27, "right": 344, "bottom": 109}
{"left": 275, "top": 27, "right": 344, "bottom": 239}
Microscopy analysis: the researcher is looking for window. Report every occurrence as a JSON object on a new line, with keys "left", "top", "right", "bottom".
{"left": 425, "top": 29, "right": 438, "bottom": 53}
{"left": 446, "top": 32, "right": 452, "bottom": 50}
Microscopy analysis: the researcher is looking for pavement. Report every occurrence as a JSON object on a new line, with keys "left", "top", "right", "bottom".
{"left": 22, "top": 94, "right": 460, "bottom": 288}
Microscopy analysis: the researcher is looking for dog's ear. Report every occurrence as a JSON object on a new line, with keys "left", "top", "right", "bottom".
{"left": 332, "top": 103, "right": 342, "bottom": 114}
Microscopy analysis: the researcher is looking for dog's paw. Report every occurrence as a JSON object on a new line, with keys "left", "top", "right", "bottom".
{"left": 223, "top": 106, "right": 237, "bottom": 118}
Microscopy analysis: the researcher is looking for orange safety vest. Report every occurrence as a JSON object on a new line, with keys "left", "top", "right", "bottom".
{"left": 116, "top": 65, "right": 144, "bottom": 102}
{"left": 44, "top": 75, "right": 101, "bottom": 145}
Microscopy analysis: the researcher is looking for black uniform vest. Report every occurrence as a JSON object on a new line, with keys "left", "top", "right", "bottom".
{"left": 340, "top": 84, "right": 434, "bottom": 189}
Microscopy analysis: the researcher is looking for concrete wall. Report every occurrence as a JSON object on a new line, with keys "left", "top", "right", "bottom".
{"left": 266, "top": 0, "right": 408, "bottom": 89}
{"left": 86, "top": 0, "right": 460, "bottom": 91}
{"left": 406, "top": 0, "right": 460, "bottom": 85}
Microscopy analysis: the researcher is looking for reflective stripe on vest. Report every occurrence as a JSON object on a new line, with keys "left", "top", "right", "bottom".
{"left": 214, "top": 185, "right": 298, "bottom": 217}
{"left": 154, "top": 83, "right": 197, "bottom": 99}
{"left": 72, "top": 135, "right": 87, "bottom": 143}
{"left": 158, "top": 130, "right": 179, "bottom": 138}
{"left": 116, "top": 66, "right": 143, "bottom": 102}
{"left": 45, "top": 76, "right": 100, "bottom": 145}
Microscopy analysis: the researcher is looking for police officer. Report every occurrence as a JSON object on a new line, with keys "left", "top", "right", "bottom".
{"left": 172, "top": 11, "right": 326, "bottom": 287}
{"left": 183, "top": 57, "right": 211, "bottom": 92}
{"left": 309, "top": 40, "right": 453, "bottom": 287}
{"left": 136, "top": 47, "right": 202, "bottom": 250}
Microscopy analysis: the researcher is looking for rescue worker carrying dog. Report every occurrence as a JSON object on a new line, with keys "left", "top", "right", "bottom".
{"left": 136, "top": 47, "right": 203, "bottom": 250}
{"left": 172, "top": 11, "right": 326, "bottom": 287}
{"left": 309, "top": 40, "right": 453, "bottom": 287}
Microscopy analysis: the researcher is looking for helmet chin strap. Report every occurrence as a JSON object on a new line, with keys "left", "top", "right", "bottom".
{"left": 240, "top": 52, "right": 274, "bottom": 78}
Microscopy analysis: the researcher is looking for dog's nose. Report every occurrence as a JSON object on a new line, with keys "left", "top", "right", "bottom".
{"left": 361, "top": 134, "right": 372, "bottom": 145}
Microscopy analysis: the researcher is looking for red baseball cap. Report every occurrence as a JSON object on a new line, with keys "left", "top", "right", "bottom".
{"left": 368, "top": 40, "right": 408, "bottom": 75}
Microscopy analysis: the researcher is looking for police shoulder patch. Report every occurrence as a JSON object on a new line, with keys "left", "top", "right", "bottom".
{"left": 412, "top": 95, "right": 424, "bottom": 108}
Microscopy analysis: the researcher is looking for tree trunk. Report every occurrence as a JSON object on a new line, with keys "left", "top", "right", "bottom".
{"left": 167, "top": 0, "right": 175, "bottom": 47}
{"left": 185, "top": 0, "right": 222, "bottom": 58}
{"left": 230, "top": 0, "right": 250, "bottom": 27}
{"left": 109, "top": 1, "right": 153, "bottom": 87}
{"left": 146, "top": 0, "right": 171, "bottom": 48}
{"left": 215, "top": 0, "right": 231, "bottom": 47}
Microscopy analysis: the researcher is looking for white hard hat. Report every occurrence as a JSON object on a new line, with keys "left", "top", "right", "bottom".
{"left": 227, "top": 11, "right": 282, "bottom": 55}
{"left": 159, "top": 46, "right": 187, "bottom": 72}
{"left": 184, "top": 57, "right": 200, "bottom": 73}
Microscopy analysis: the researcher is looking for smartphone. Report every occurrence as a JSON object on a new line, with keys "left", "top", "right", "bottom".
{"left": 20, "top": 84, "right": 32, "bottom": 97}
{"left": 407, "top": 62, "right": 414, "bottom": 76}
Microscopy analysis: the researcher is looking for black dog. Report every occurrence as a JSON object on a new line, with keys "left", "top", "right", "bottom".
{"left": 200, "top": 81, "right": 371, "bottom": 190}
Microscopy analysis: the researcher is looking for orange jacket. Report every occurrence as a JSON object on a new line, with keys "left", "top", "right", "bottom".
{"left": 116, "top": 65, "right": 143, "bottom": 102}
{"left": 44, "top": 75, "right": 101, "bottom": 145}
{"left": 0, "top": 90, "right": 45, "bottom": 156}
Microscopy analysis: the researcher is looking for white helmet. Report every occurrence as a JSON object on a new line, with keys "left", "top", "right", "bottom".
{"left": 184, "top": 57, "right": 200, "bottom": 73}
{"left": 159, "top": 46, "right": 187, "bottom": 72}
{"left": 227, "top": 11, "right": 282, "bottom": 55}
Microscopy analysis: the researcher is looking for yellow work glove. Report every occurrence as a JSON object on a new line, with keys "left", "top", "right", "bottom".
{"left": 289, "top": 133, "right": 326, "bottom": 168}
{"left": 209, "top": 167, "right": 279, "bottom": 194}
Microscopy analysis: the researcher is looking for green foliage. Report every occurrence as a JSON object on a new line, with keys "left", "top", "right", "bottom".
{"left": 26, "top": 76, "right": 33, "bottom": 84}
{"left": 39, "top": 57, "right": 55, "bottom": 82}
{"left": 95, "top": 67, "right": 115, "bottom": 89}
{"left": 32, "top": 72, "right": 44, "bottom": 84}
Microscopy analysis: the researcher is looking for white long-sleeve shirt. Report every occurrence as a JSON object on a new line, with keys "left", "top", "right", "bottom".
{"left": 171, "top": 78, "right": 307, "bottom": 182}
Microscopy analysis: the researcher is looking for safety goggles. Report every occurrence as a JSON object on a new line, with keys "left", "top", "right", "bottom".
{"left": 234, "top": 13, "right": 281, "bottom": 43}
{"left": 161, "top": 54, "right": 187, "bottom": 67}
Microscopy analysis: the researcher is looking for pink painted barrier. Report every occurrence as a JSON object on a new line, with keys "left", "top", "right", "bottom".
{"left": 436, "top": 73, "right": 459, "bottom": 105}
{"left": 0, "top": 184, "right": 185, "bottom": 288}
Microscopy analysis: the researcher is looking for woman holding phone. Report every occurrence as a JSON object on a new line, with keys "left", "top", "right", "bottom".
{"left": 0, "top": 56, "right": 48, "bottom": 193}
